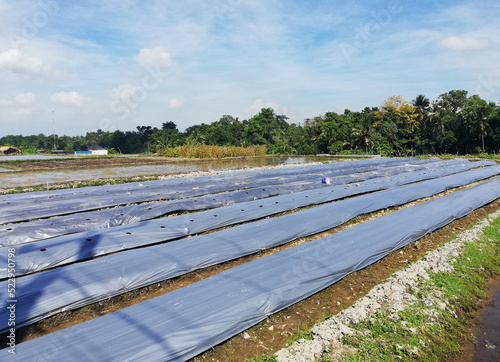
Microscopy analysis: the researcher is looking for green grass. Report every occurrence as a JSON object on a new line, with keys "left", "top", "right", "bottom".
{"left": 319, "top": 215, "right": 500, "bottom": 361}
{"left": 320, "top": 313, "right": 333, "bottom": 322}
{"left": 286, "top": 327, "right": 313, "bottom": 345}
{"left": 245, "top": 354, "right": 277, "bottom": 362}
{"left": 0, "top": 164, "right": 19, "bottom": 170}
{"left": 415, "top": 153, "right": 500, "bottom": 162}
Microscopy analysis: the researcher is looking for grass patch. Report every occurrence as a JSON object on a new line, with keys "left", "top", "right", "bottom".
{"left": 245, "top": 354, "right": 277, "bottom": 362}
{"left": 0, "top": 164, "right": 19, "bottom": 170}
{"left": 320, "top": 313, "right": 333, "bottom": 322}
{"left": 415, "top": 153, "right": 500, "bottom": 162}
{"left": 286, "top": 327, "right": 313, "bottom": 345}
{"left": 320, "top": 215, "right": 500, "bottom": 361}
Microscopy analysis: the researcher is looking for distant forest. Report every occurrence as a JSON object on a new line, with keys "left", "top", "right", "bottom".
{"left": 2, "top": 90, "right": 499, "bottom": 156}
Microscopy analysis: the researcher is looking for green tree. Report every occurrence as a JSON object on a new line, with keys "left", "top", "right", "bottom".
{"left": 245, "top": 108, "right": 289, "bottom": 147}
{"left": 151, "top": 128, "right": 181, "bottom": 151}
{"left": 352, "top": 113, "right": 375, "bottom": 153}
{"left": 412, "top": 94, "right": 431, "bottom": 131}
{"left": 162, "top": 121, "right": 178, "bottom": 131}
{"left": 458, "top": 96, "right": 495, "bottom": 152}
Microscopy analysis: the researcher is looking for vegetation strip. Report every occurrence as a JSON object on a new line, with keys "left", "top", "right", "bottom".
{"left": 1, "top": 91, "right": 499, "bottom": 157}
{"left": 158, "top": 145, "right": 267, "bottom": 158}
{"left": 276, "top": 211, "right": 500, "bottom": 361}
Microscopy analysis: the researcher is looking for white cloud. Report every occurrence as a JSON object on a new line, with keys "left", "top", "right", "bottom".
{"left": 439, "top": 36, "right": 490, "bottom": 51}
{"left": 134, "top": 46, "right": 172, "bottom": 68}
{"left": 14, "top": 92, "right": 36, "bottom": 106}
{"left": 168, "top": 97, "right": 184, "bottom": 109}
{"left": 110, "top": 83, "right": 136, "bottom": 101}
{"left": 0, "top": 48, "right": 70, "bottom": 79}
{"left": 50, "top": 91, "right": 87, "bottom": 106}
{"left": 0, "top": 49, "right": 43, "bottom": 73}
{"left": 0, "top": 92, "right": 36, "bottom": 120}
{"left": 0, "top": 92, "right": 36, "bottom": 106}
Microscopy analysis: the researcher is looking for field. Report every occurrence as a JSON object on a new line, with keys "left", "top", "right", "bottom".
{"left": 1, "top": 156, "right": 499, "bottom": 361}
{"left": 0, "top": 155, "right": 271, "bottom": 172}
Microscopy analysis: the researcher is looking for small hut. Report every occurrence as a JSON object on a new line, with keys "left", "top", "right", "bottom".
{"left": 0, "top": 146, "right": 21, "bottom": 155}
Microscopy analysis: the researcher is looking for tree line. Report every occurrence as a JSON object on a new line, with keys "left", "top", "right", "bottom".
{"left": 1, "top": 90, "right": 499, "bottom": 156}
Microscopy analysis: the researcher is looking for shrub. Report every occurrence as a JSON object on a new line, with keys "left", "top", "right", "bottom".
{"left": 158, "top": 145, "right": 268, "bottom": 158}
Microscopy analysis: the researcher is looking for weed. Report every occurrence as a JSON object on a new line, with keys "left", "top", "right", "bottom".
{"left": 0, "top": 164, "right": 19, "bottom": 170}
{"left": 286, "top": 328, "right": 312, "bottom": 345}
{"left": 320, "top": 313, "right": 333, "bottom": 322}
{"left": 245, "top": 354, "right": 277, "bottom": 362}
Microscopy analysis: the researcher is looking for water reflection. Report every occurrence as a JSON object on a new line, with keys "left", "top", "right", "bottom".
{"left": 1, "top": 156, "right": 337, "bottom": 188}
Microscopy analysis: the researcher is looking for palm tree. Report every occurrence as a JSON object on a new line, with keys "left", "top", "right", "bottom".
{"left": 474, "top": 102, "right": 494, "bottom": 152}
{"left": 303, "top": 125, "right": 319, "bottom": 144}
{"left": 430, "top": 102, "right": 447, "bottom": 134}
{"left": 412, "top": 94, "right": 431, "bottom": 131}
{"left": 351, "top": 114, "right": 374, "bottom": 153}
{"left": 319, "top": 124, "right": 336, "bottom": 149}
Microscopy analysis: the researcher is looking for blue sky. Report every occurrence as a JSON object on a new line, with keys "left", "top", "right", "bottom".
{"left": 0, "top": 0, "right": 499, "bottom": 136}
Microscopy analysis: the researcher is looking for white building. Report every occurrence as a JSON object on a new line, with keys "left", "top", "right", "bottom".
{"left": 75, "top": 145, "right": 108, "bottom": 155}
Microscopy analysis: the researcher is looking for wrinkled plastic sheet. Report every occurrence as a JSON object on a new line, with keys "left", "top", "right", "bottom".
{"left": 3, "top": 162, "right": 498, "bottom": 278}
{"left": 0, "top": 181, "right": 324, "bottom": 245}
{"left": 0, "top": 158, "right": 444, "bottom": 224}
{"left": 1, "top": 159, "right": 489, "bottom": 246}
{"left": 9, "top": 175, "right": 500, "bottom": 361}
{"left": 2, "top": 166, "right": 499, "bottom": 333}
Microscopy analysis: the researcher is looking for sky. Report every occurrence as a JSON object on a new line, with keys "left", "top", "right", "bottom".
{"left": 0, "top": 0, "right": 499, "bottom": 137}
